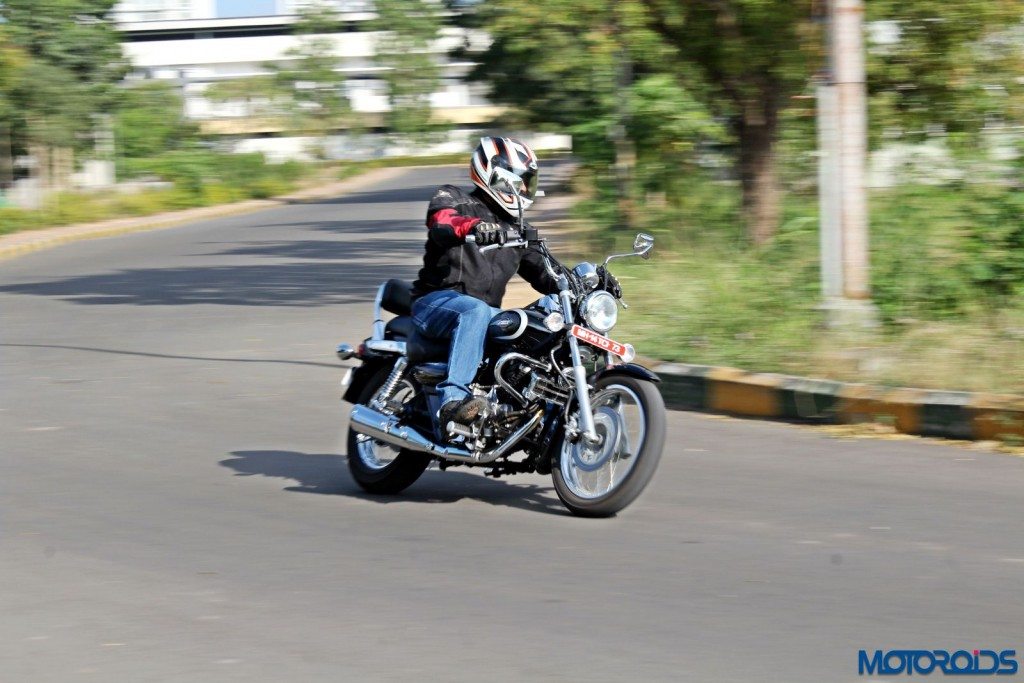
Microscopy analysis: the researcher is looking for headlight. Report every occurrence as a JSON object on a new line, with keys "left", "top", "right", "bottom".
{"left": 582, "top": 291, "right": 618, "bottom": 333}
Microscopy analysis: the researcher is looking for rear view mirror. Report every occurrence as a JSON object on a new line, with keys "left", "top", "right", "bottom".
{"left": 633, "top": 233, "right": 654, "bottom": 260}
{"left": 488, "top": 166, "right": 521, "bottom": 195}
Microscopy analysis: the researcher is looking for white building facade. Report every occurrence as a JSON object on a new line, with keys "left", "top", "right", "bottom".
{"left": 112, "top": 0, "right": 561, "bottom": 160}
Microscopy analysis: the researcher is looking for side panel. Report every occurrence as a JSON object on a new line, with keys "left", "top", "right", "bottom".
{"left": 591, "top": 363, "right": 661, "bottom": 385}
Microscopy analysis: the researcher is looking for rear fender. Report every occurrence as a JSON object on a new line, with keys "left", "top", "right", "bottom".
{"left": 342, "top": 359, "right": 393, "bottom": 404}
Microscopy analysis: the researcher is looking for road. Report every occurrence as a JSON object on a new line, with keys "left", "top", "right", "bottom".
{"left": 2, "top": 166, "right": 1024, "bottom": 682}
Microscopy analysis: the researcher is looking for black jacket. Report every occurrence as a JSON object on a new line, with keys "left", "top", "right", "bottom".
{"left": 411, "top": 185, "right": 559, "bottom": 308}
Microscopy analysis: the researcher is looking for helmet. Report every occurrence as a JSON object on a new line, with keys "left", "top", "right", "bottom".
{"left": 469, "top": 136, "right": 539, "bottom": 218}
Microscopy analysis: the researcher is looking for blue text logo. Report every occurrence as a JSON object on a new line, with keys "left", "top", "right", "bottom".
{"left": 859, "top": 649, "right": 1018, "bottom": 676}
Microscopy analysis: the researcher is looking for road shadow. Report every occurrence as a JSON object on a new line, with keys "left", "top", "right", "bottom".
{"left": 220, "top": 449, "right": 569, "bottom": 516}
{"left": 0, "top": 236, "right": 421, "bottom": 307}
{"left": 0, "top": 343, "right": 341, "bottom": 369}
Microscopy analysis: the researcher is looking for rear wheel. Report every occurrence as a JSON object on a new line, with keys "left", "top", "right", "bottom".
{"left": 347, "top": 365, "right": 431, "bottom": 494}
{"left": 552, "top": 374, "right": 665, "bottom": 517}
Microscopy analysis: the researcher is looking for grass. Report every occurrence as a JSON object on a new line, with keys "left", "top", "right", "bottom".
{"left": 592, "top": 178, "right": 1024, "bottom": 395}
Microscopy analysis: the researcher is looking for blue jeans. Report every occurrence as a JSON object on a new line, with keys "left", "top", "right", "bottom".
{"left": 411, "top": 290, "right": 499, "bottom": 407}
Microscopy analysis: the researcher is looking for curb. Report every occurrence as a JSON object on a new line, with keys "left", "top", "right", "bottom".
{"left": 654, "top": 362, "right": 1024, "bottom": 442}
{"left": 0, "top": 166, "right": 409, "bottom": 262}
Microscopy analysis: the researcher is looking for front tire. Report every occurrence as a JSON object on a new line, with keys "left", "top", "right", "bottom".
{"left": 347, "top": 365, "right": 431, "bottom": 495}
{"left": 552, "top": 374, "right": 666, "bottom": 517}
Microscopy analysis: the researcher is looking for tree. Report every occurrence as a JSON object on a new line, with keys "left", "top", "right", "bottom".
{"left": 637, "top": 1, "right": 820, "bottom": 245}
{"left": 371, "top": 0, "right": 443, "bottom": 139}
{"left": 469, "top": 0, "right": 814, "bottom": 243}
{"left": 271, "top": 2, "right": 353, "bottom": 141}
{"left": 0, "top": 27, "right": 28, "bottom": 188}
{"left": 1, "top": 0, "right": 128, "bottom": 154}
{"left": 470, "top": 0, "right": 1023, "bottom": 244}
{"left": 204, "top": 2, "right": 353, "bottom": 153}
{"left": 866, "top": 0, "right": 1024, "bottom": 142}
{"left": 114, "top": 82, "right": 198, "bottom": 162}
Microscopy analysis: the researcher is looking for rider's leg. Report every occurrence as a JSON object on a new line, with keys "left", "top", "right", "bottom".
{"left": 411, "top": 290, "right": 497, "bottom": 408}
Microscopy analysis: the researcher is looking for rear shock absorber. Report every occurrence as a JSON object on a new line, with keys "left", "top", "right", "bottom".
{"left": 371, "top": 357, "right": 409, "bottom": 413}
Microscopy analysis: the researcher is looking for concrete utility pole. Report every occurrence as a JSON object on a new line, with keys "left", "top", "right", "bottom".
{"left": 818, "top": 0, "right": 876, "bottom": 325}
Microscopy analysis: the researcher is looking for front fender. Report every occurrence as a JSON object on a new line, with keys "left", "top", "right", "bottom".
{"left": 590, "top": 362, "right": 660, "bottom": 385}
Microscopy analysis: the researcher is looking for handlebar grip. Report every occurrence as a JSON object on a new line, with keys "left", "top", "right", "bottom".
{"left": 522, "top": 228, "right": 539, "bottom": 242}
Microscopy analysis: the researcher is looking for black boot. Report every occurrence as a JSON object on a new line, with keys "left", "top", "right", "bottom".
{"left": 439, "top": 396, "right": 487, "bottom": 428}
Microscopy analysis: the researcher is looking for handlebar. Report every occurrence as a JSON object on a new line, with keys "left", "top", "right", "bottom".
{"left": 465, "top": 232, "right": 535, "bottom": 253}
{"left": 479, "top": 239, "right": 528, "bottom": 252}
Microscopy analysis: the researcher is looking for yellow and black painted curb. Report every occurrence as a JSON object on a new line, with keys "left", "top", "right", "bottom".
{"left": 654, "top": 363, "right": 1024, "bottom": 442}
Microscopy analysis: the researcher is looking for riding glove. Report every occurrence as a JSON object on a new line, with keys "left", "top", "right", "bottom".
{"left": 472, "top": 222, "right": 507, "bottom": 246}
{"left": 597, "top": 266, "right": 623, "bottom": 299}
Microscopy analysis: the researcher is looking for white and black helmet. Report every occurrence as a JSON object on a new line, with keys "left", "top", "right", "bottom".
{"left": 470, "top": 136, "right": 539, "bottom": 218}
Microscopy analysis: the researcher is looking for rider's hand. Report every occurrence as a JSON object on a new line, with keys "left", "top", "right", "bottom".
{"left": 597, "top": 266, "right": 623, "bottom": 298}
{"left": 471, "top": 222, "right": 506, "bottom": 246}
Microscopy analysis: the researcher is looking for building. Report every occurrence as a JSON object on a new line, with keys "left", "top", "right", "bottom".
{"left": 113, "top": 0, "right": 568, "bottom": 161}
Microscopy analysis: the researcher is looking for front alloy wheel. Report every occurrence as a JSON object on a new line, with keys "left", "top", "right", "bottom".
{"left": 552, "top": 374, "right": 665, "bottom": 517}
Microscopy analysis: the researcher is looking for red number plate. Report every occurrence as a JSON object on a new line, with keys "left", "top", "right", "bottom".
{"left": 570, "top": 324, "right": 628, "bottom": 356}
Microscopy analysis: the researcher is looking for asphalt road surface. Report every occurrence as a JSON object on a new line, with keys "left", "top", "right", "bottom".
{"left": 3, "top": 166, "right": 1024, "bottom": 682}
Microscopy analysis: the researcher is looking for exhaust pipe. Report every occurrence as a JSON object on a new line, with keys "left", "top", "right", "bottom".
{"left": 349, "top": 404, "right": 542, "bottom": 464}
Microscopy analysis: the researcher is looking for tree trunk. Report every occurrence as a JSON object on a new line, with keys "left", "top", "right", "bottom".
{"left": 0, "top": 122, "right": 12, "bottom": 190}
{"left": 736, "top": 106, "right": 781, "bottom": 245}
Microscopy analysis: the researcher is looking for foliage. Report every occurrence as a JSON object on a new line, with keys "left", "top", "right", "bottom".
{"left": 271, "top": 2, "right": 353, "bottom": 139}
{"left": 627, "top": 74, "right": 724, "bottom": 196}
{"left": 468, "top": 0, "right": 817, "bottom": 242}
{"left": 866, "top": 0, "right": 1024, "bottom": 142}
{"left": 605, "top": 173, "right": 1024, "bottom": 392}
{"left": 467, "top": 0, "right": 639, "bottom": 152}
{"left": 113, "top": 82, "right": 198, "bottom": 165}
{"left": 871, "top": 185, "right": 1024, "bottom": 322}
{"left": 0, "top": 0, "right": 128, "bottom": 153}
{"left": 121, "top": 150, "right": 306, "bottom": 200}
{"left": 371, "top": 0, "right": 443, "bottom": 139}
{"left": 204, "top": 2, "right": 354, "bottom": 145}
{"left": 468, "top": 0, "right": 1024, "bottom": 243}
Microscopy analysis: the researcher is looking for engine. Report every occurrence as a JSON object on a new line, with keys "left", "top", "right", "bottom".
{"left": 494, "top": 352, "right": 570, "bottom": 408}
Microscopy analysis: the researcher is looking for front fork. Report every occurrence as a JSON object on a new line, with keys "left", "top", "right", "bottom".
{"left": 558, "top": 286, "right": 600, "bottom": 445}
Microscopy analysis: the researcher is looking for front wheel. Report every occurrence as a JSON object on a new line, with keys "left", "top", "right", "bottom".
{"left": 552, "top": 374, "right": 666, "bottom": 517}
{"left": 347, "top": 365, "right": 431, "bottom": 495}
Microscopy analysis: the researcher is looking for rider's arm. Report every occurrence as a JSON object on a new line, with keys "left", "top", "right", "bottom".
{"left": 425, "top": 186, "right": 481, "bottom": 248}
{"left": 427, "top": 208, "right": 481, "bottom": 247}
{"left": 518, "top": 245, "right": 560, "bottom": 295}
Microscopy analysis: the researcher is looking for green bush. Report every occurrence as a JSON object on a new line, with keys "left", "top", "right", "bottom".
{"left": 871, "top": 185, "right": 1024, "bottom": 322}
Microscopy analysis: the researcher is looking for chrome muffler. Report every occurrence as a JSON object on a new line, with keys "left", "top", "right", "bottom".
{"left": 348, "top": 404, "right": 542, "bottom": 465}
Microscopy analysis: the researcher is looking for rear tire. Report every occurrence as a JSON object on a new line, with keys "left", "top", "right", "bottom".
{"left": 347, "top": 365, "right": 431, "bottom": 495}
{"left": 552, "top": 375, "right": 665, "bottom": 517}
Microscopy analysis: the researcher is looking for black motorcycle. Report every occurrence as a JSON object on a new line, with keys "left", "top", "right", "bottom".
{"left": 337, "top": 175, "right": 665, "bottom": 517}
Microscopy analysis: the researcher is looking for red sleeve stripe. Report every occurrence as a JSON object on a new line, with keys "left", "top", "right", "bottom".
{"left": 428, "top": 208, "right": 480, "bottom": 239}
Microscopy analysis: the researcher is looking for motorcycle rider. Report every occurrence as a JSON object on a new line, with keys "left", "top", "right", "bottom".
{"left": 411, "top": 136, "right": 558, "bottom": 430}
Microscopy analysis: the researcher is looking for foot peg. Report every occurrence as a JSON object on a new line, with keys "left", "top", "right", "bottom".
{"left": 446, "top": 421, "right": 475, "bottom": 440}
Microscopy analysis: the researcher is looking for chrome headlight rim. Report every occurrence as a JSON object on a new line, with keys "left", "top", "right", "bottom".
{"left": 582, "top": 290, "right": 618, "bottom": 333}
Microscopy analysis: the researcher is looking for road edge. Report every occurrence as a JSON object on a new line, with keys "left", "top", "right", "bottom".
{"left": 0, "top": 166, "right": 412, "bottom": 261}
{"left": 654, "top": 362, "right": 1024, "bottom": 442}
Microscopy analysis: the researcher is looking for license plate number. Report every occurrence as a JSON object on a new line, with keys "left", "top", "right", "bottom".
{"left": 570, "top": 324, "right": 628, "bottom": 356}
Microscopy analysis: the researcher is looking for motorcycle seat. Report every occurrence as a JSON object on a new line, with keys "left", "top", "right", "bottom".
{"left": 386, "top": 316, "right": 449, "bottom": 364}
{"left": 384, "top": 315, "right": 415, "bottom": 340}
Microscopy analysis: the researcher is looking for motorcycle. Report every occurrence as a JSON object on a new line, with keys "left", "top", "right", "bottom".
{"left": 336, "top": 170, "right": 665, "bottom": 517}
